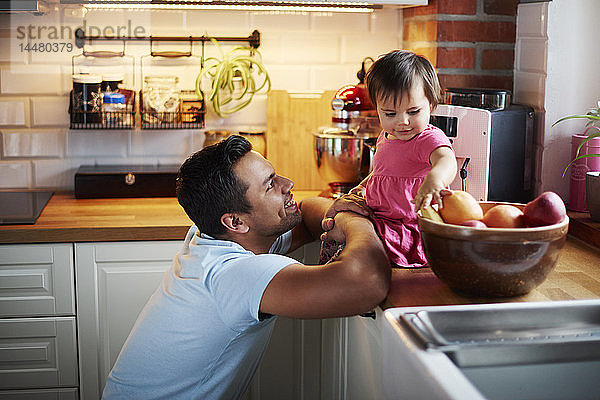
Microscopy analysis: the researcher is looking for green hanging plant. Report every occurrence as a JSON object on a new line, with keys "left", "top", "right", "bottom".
{"left": 195, "top": 39, "right": 270, "bottom": 118}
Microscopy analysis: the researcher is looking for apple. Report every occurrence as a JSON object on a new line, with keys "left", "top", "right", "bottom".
{"left": 460, "top": 220, "right": 487, "bottom": 228}
{"left": 483, "top": 205, "right": 525, "bottom": 228}
{"left": 523, "top": 192, "right": 567, "bottom": 227}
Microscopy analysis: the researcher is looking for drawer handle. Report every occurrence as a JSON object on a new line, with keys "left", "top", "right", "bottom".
{"left": 125, "top": 172, "right": 136, "bottom": 185}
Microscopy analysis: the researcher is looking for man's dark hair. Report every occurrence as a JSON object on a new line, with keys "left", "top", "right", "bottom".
{"left": 176, "top": 135, "right": 253, "bottom": 237}
{"left": 366, "top": 50, "right": 442, "bottom": 110}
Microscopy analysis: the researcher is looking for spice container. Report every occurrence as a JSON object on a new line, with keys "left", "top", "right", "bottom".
{"left": 179, "top": 90, "right": 204, "bottom": 123}
{"left": 102, "top": 92, "right": 128, "bottom": 127}
{"left": 72, "top": 74, "right": 102, "bottom": 124}
{"left": 101, "top": 72, "right": 124, "bottom": 93}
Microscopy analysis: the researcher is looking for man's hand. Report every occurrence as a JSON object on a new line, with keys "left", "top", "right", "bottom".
{"left": 321, "top": 191, "right": 371, "bottom": 232}
{"left": 320, "top": 211, "right": 371, "bottom": 244}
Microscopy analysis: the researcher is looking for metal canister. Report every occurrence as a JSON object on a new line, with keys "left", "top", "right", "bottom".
{"left": 72, "top": 74, "right": 102, "bottom": 124}
{"left": 101, "top": 72, "right": 124, "bottom": 93}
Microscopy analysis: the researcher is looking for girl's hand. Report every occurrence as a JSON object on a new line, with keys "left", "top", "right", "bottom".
{"left": 414, "top": 146, "right": 457, "bottom": 211}
{"left": 321, "top": 189, "right": 371, "bottom": 232}
{"left": 413, "top": 178, "right": 449, "bottom": 211}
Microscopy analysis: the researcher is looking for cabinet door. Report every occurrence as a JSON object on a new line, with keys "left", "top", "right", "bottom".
{"left": 0, "top": 317, "right": 78, "bottom": 390}
{"left": 345, "top": 309, "right": 386, "bottom": 400}
{"left": 75, "top": 241, "right": 182, "bottom": 400}
{"left": 0, "top": 388, "right": 79, "bottom": 400}
{"left": 0, "top": 244, "right": 74, "bottom": 317}
{"left": 242, "top": 241, "right": 336, "bottom": 400}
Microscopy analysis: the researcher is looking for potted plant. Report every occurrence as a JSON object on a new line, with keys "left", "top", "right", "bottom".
{"left": 195, "top": 39, "right": 270, "bottom": 118}
{"left": 554, "top": 101, "right": 600, "bottom": 220}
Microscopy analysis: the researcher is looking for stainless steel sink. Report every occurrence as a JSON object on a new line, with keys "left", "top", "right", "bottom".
{"left": 382, "top": 300, "right": 600, "bottom": 400}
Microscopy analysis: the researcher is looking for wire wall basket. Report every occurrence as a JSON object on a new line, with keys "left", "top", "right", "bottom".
{"left": 69, "top": 30, "right": 259, "bottom": 130}
{"left": 69, "top": 90, "right": 137, "bottom": 130}
{"left": 139, "top": 90, "right": 205, "bottom": 130}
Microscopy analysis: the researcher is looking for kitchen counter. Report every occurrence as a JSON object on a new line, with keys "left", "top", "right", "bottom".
{"left": 0, "top": 191, "right": 323, "bottom": 244}
{"left": 2, "top": 193, "right": 599, "bottom": 308}
{"left": 383, "top": 236, "right": 600, "bottom": 308}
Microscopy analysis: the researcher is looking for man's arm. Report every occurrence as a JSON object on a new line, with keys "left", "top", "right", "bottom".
{"left": 260, "top": 211, "right": 391, "bottom": 319}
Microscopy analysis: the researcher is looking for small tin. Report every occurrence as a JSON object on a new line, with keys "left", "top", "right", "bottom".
{"left": 101, "top": 72, "right": 124, "bottom": 93}
{"left": 179, "top": 90, "right": 204, "bottom": 123}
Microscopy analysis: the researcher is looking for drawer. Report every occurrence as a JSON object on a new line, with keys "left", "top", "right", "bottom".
{"left": 0, "top": 244, "right": 75, "bottom": 317}
{"left": 0, "top": 388, "right": 78, "bottom": 400}
{"left": 0, "top": 317, "right": 78, "bottom": 390}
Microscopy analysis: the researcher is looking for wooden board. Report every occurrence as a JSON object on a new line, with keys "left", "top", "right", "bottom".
{"left": 266, "top": 90, "right": 337, "bottom": 191}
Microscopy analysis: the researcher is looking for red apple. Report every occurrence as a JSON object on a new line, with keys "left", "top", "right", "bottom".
{"left": 460, "top": 220, "right": 487, "bottom": 228}
{"left": 523, "top": 192, "right": 567, "bottom": 227}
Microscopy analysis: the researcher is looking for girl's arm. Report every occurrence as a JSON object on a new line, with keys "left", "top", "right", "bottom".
{"left": 413, "top": 146, "right": 457, "bottom": 211}
{"left": 348, "top": 172, "right": 372, "bottom": 196}
{"left": 320, "top": 172, "right": 373, "bottom": 232}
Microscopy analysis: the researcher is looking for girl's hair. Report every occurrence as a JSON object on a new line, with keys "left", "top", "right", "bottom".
{"left": 365, "top": 50, "right": 442, "bottom": 110}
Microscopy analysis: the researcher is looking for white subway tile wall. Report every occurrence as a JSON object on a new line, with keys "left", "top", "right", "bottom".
{"left": 514, "top": 2, "right": 548, "bottom": 196}
{"left": 2, "top": 130, "right": 64, "bottom": 158}
{"left": 66, "top": 130, "right": 128, "bottom": 157}
{"left": 0, "top": 100, "right": 28, "bottom": 126}
{"left": 0, "top": 161, "right": 32, "bottom": 188}
{"left": 33, "top": 158, "right": 82, "bottom": 188}
{"left": 129, "top": 130, "right": 193, "bottom": 156}
{"left": 32, "top": 97, "right": 70, "bottom": 126}
{"left": 1, "top": 65, "right": 64, "bottom": 94}
{"left": 0, "top": 6, "right": 402, "bottom": 190}
{"left": 516, "top": 37, "right": 547, "bottom": 75}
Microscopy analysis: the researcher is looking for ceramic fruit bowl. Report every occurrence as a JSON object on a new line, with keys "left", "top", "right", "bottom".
{"left": 417, "top": 202, "right": 569, "bottom": 297}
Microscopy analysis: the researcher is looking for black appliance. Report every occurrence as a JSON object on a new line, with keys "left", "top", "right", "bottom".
{"left": 0, "top": 191, "right": 53, "bottom": 225}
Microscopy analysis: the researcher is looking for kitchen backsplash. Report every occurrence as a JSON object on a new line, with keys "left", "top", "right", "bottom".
{"left": 0, "top": 6, "right": 403, "bottom": 190}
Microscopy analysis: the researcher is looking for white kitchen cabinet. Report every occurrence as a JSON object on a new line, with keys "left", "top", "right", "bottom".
{"left": 0, "top": 388, "right": 79, "bottom": 400}
{"left": 0, "top": 244, "right": 79, "bottom": 397}
{"left": 1, "top": 239, "right": 348, "bottom": 400}
{"left": 76, "top": 239, "right": 340, "bottom": 400}
{"left": 75, "top": 241, "right": 183, "bottom": 400}
{"left": 344, "top": 308, "right": 386, "bottom": 400}
{"left": 243, "top": 241, "right": 346, "bottom": 400}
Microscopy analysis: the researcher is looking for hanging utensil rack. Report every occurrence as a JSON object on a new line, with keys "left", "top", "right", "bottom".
{"left": 74, "top": 28, "right": 261, "bottom": 50}
{"left": 69, "top": 29, "right": 261, "bottom": 130}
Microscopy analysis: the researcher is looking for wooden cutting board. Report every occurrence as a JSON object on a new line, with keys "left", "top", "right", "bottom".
{"left": 266, "top": 90, "right": 336, "bottom": 191}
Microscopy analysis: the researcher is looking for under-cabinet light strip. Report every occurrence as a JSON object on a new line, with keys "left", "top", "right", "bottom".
{"left": 79, "top": 0, "right": 378, "bottom": 12}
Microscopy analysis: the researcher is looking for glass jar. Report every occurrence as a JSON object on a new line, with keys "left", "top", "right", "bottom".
{"left": 143, "top": 76, "right": 179, "bottom": 123}
{"left": 102, "top": 92, "right": 127, "bottom": 126}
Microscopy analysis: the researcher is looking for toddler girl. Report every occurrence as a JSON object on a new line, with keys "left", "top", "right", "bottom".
{"left": 322, "top": 50, "right": 457, "bottom": 268}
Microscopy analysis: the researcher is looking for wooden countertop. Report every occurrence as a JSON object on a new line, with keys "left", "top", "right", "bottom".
{"left": 2, "top": 193, "right": 599, "bottom": 307}
{"left": 383, "top": 237, "right": 600, "bottom": 308}
{"left": 0, "top": 192, "right": 322, "bottom": 244}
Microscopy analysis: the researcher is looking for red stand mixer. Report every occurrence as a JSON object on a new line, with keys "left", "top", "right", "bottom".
{"left": 314, "top": 57, "right": 380, "bottom": 196}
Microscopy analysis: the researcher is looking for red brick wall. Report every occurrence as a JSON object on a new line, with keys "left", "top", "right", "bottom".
{"left": 403, "top": 0, "right": 518, "bottom": 92}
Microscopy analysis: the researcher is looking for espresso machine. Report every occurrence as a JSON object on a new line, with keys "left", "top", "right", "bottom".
{"left": 314, "top": 58, "right": 380, "bottom": 196}
{"left": 430, "top": 88, "right": 535, "bottom": 203}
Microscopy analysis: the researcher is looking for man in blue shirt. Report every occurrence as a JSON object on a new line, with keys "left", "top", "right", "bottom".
{"left": 102, "top": 135, "right": 390, "bottom": 400}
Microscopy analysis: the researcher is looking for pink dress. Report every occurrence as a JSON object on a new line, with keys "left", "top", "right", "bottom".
{"left": 366, "top": 124, "right": 453, "bottom": 268}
